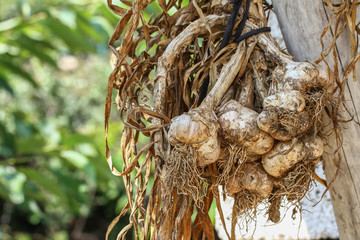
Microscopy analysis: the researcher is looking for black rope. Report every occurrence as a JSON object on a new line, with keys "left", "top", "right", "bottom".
{"left": 234, "top": 27, "right": 271, "bottom": 43}
{"left": 198, "top": 0, "right": 243, "bottom": 105}
{"left": 218, "top": 0, "right": 243, "bottom": 50}
{"left": 198, "top": 0, "right": 271, "bottom": 106}
{"left": 234, "top": 0, "right": 250, "bottom": 40}
{"left": 198, "top": 75, "right": 210, "bottom": 105}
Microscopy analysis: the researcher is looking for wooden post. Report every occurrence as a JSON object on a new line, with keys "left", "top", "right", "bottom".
{"left": 272, "top": 1, "right": 360, "bottom": 239}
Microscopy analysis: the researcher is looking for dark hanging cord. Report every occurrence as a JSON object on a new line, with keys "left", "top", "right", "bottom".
{"left": 198, "top": 76, "right": 210, "bottom": 105}
{"left": 198, "top": 0, "right": 243, "bottom": 105}
{"left": 218, "top": 0, "right": 243, "bottom": 50}
{"left": 234, "top": 0, "right": 250, "bottom": 39}
{"left": 198, "top": 0, "right": 271, "bottom": 106}
{"left": 234, "top": 0, "right": 271, "bottom": 44}
{"left": 234, "top": 27, "right": 271, "bottom": 43}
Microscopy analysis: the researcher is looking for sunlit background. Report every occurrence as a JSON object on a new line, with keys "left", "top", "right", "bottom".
{"left": 0, "top": 0, "right": 153, "bottom": 239}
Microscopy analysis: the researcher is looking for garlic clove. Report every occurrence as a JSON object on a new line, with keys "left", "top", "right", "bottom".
{"left": 226, "top": 163, "right": 273, "bottom": 199}
{"left": 196, "top": 135, "right": 221, "bottom": 166}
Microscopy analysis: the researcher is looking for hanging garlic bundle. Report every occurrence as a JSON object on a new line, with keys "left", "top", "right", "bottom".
{"left": 105, "top": 0, "right": 339, "bottom": 238}
{"left": 160, "top": 0, "right": 335, "bottom": 223}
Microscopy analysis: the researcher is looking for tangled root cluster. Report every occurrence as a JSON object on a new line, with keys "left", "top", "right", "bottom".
{"left": 103, "top": 0, "right": 357, "bottom": 239}
{"left": 164, "top": 144, "right": 208, "bottom": 206}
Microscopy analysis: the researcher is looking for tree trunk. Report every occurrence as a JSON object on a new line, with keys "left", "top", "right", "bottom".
{"left": 272, "top": 1, "right": 360, "bottom": 239}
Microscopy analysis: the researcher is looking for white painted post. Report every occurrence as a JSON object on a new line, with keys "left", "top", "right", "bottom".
{"left": 272, "top": 1, "right": 360, "bottom": 239}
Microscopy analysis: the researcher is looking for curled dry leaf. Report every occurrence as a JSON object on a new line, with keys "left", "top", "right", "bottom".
{"left": 238, "top": 70, "right": 255, "bottom": 109}
{"left": 199, "top": 42, "right": 248, "bottom": 109}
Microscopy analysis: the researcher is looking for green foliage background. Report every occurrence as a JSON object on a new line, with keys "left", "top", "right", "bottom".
{"left": 0, "top": 0, "right": 148, "bottom": 239}
{"left": 0, "top": 0, "right": 220, "bottom": 238}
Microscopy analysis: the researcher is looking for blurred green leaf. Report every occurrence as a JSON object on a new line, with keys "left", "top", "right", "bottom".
{"left": 15, "top": 134, "right": 48, "bottom": 154}
{"left": 96, "top": 4, "right": 119, "bottom": 26}
{"left": 27, "top": 200, "right": 44, "bottom": 220}
{"left": 62, "top": 132, "right": 94, "bottom": 147}
{"left": 18, "top": 167, "right": 69, "bottom": 206}
{"left": 12, "top": 233, "right": 33, "bottom": 240}
{"left": 42, "top": 17, "right": 96, "bottom": 53}
{"left": 38, "top": 121, "right": 61, "bottom": 144}
{"left": 53, "top": 231, "right": 69, "bottom": 240}
{"left": 0, "top": 55, "right": 37, "bottom": 86}
{"left": 0, "top": 0, "right": 129, "bottom": 237}
{"left": 13, "top": 35, "right": 57, "bottom": 67}
{"left": 0, "top": 72, "right": 14, "bottom": 94}
{"left": 75, "top": 11, "right": 108, "bottom": 44}
{"left": 60, "top": 150, "right": 96, "bottom": 183}
{"left": 20, "top": 34, "right": 55, "bottom": 49}
{"left": 14, "top": 116, "right": 35, "bottom": 138}
{"left": 77, "top": 143, "right": 97, "bottom": 157}
{"left": 49, "top": 168, "right": 89, "bottom": 213}
{"left": 0, "top": 17, "right": 22, "bottom": 32}
{"left": 0, "top": 184, "right": 9, "bottom": 200}
{"left": 60, "top": 150, "right": 88, "bottom": 168}
{"left": 0, "top": 166, "right": 26, "bottom": 204}
{"left": 23, "top": 181, "right": 42, "bottom": 202}
{"left": 0, "top": 122, "right": 16, "bottom": 158}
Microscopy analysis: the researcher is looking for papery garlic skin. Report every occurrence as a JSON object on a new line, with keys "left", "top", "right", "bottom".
{"left": 196, "top": 135, "right": 221, "bottom": 166}
{"left": 168, "top": 108, "right": 221, "bottom": 166}
{"left": 168, "top": 113, "right": 209, "bottom": 145}
{"left": 226, "top": 163, "right": 273, "bottom": 198}
{"left": 262, "top": 135, "right": 324, "bottom": 178}
{"left": 262, "top": 141, "right": 306, "bottom": 178}
{"left": 263, "top": 90, "right": 306, "bottom": 113}
{"left": 257, "top": 89, "right": 311, "bottom": 141}
{"left": 302, "top": 135, "right": 324, "bottom": 160}
{"left": 218, "top": 100, "right": 274, "bottom": 155}
{"left": 271, "top": 62, "right": 334, "bottom": 94}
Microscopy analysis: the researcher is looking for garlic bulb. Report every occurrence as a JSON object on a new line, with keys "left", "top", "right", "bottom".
{"left": 226, "top": 162, "right": 273, "bottom": 199}
{"left": 262, "top": 140, "right": 306, "bottom": 178}
{"left": 218, "top": 100, "right": 274, "bottom": 155}
{"left": 263, "top": 90, "right": 306, "bottom": 113}
{"left": 271, "top": 62, "right": 334, "bottom": 94}
{"left": 168, "top": 108, "right": 220, "bottom": 166}
{"left": 262, "top": 135, "right": 324, "bottom": 178}
{"left": 257, "top": 109, "right": 311, "bottom": 141}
